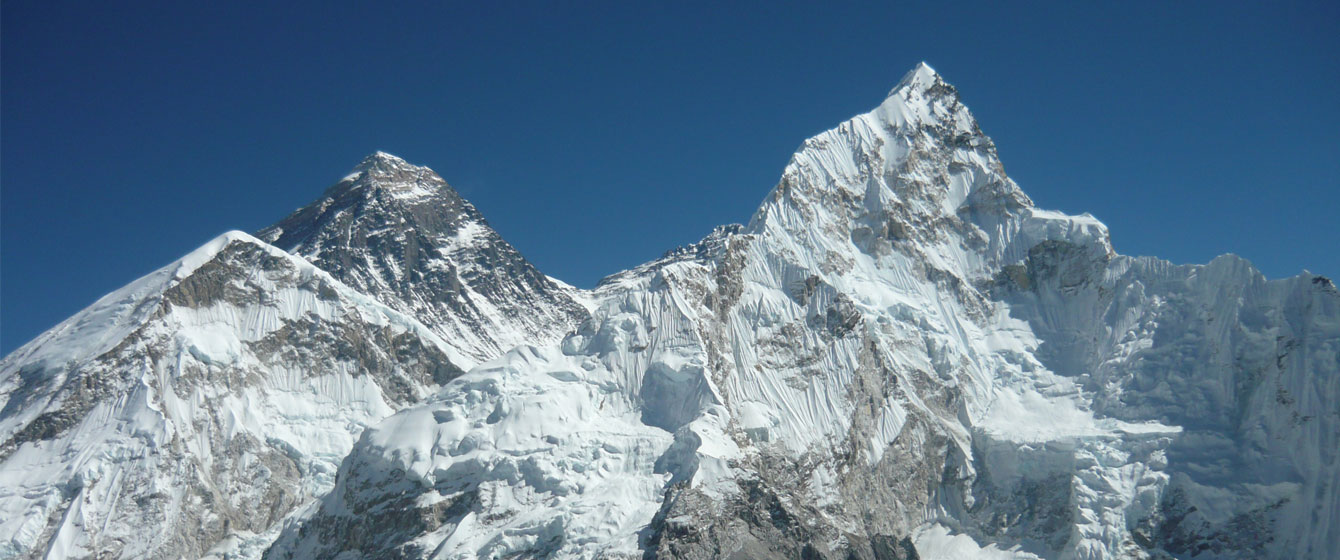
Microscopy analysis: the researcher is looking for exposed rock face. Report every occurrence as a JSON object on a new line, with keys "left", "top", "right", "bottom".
{"left": 258, "top": 152, "right": 590, "bottom": 366}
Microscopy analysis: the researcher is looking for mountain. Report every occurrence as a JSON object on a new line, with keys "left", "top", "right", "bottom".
{"left": 3, "top": 63, "right": 1337, "bottom": 560}
{"left": 0, "top": 232, "right": 464, "bottom": 559}
{"left": 257, "top": 151, "right": 590, "bottom": 367}
{"left": 264, "top": 64, "right": 1339, "bottom": 559}
{"left": 0, "top": 155, "right": 591, "bottom": 559}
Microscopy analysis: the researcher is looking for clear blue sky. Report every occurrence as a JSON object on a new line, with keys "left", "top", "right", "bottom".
{"left": 3, "top": 1, "right": 1337, "bottom": 354}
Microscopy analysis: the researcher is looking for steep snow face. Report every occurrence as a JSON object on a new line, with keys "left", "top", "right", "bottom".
{"left": 989, "top": 249, "right": 1340, "bottom": 558}
{"left": 0, "top": 232, "right": 465, "bottom": 559}
{"left": 258, "top": 152, "right": 589, "bottom": 366}
{"left": 267, "top": 63, "right": 1337, "bottom": 560}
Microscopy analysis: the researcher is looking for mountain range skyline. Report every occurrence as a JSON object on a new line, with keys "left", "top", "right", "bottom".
{"left": 4, "top": 2, "right": 1337, "bottom": 356}
{"left": 2, "top": 62, "right": 1335, "bottom": 559}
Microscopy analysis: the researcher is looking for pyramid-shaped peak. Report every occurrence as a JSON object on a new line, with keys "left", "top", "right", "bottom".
{"left": 353, "top": 150, "right": 415, "bottom": 173}
{"left": 888, "top": 61, "right": 946, "bottom": 97}
{"left": 335, "top": 151, "right": 452, "bottom": 200}
{"left": 862, "top": 61, "right": 971, "bottom": 131}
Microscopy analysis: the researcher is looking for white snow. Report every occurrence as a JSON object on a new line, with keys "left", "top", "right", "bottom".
{"left": 913, "top": 523, "right": 1041, "bottom": 559}
{"left": 6, "top": 63, "right": 1336, "bottom": 560}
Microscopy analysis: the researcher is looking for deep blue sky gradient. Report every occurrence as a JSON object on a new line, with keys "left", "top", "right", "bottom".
{"left": 4, "top": 1, "right": 1338, "bottom": 354}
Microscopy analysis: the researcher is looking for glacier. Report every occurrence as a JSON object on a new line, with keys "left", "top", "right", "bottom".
{"left": 2, "top": 63, "right": 1336, "bottom": 560}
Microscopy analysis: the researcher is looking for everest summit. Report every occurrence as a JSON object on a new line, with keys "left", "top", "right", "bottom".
{"left": 258, "top": 150, "right": 590, "bottom": 366}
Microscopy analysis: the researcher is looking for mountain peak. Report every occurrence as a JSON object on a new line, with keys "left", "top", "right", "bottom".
{"left": 355, "top": 150, "right": 410, "bottom": 170}
{"left": 331, "top": 151, "right": 451, "bottom": 203}
{"left": 258, "top": 153, "right": 589, "bottom": 365}
{"left": 864, "top": 61, "right": 970, "bottom": 133}
{"left": 345, "top": 150, "right": 419, "bottom": 182}
{"left": 888, "top": 61, "right": 943, "bottom": 97}
{"left": 1, "top": 229, "right": 307, "bottom": 373}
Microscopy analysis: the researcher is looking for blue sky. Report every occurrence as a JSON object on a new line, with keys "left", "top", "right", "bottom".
{"left": 3, "top": 1, "right": 1337, "bottom": 354}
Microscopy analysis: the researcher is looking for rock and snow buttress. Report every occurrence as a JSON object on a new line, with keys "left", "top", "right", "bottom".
{"left": 3, "top": 63, "right": 1337, "bottom": 560}
{"left": 0, "top": 155, "right": 584, "bottom": 559}
{"left": 0, "top": 232, "right": 466, "bottom": 559}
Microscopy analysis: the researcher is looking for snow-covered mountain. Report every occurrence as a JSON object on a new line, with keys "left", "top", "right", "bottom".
{"left": 0, "top": 156, "right": 589, "bottom": 559}
{"left": 0, "top": 232, "right": 466, "bottom": 559}
{"left": 264, "top": 64, "right": 1339, "bottom": 559}
{"left": 2, "top": 63, "right": 1335, "bottom": 560}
